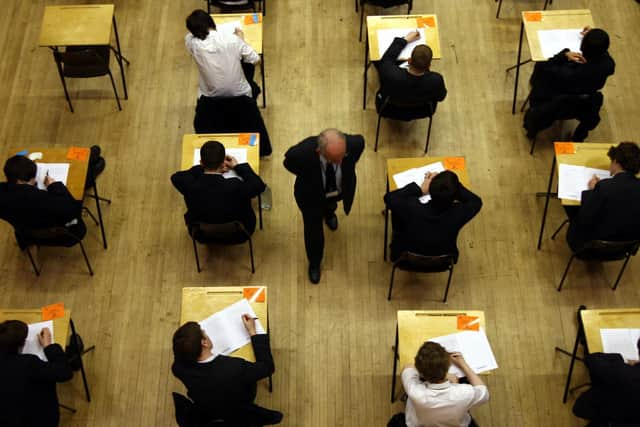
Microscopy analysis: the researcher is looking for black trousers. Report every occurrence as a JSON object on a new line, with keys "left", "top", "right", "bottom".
{"left": 241, "top": 62, "right": 261, "bottom": 100}
{"left": 301, "top": 197, "right": 340, "bottom": 267}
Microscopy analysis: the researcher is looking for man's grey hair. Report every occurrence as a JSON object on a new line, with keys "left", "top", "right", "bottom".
{"left": 317, "top": 128, "right": 345, "bottom": 154}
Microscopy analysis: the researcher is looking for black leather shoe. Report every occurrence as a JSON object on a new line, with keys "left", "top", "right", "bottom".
{"left": 308, "top": 265, "right": 321, "bottom": 284}
{"left": 325, "top": 214, "right": 338, "bottom": 231}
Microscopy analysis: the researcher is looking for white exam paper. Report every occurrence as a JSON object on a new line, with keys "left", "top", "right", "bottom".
{"left": 428, "top": 329, "right": 499, "bottom": 378}
{"left": 21, "top": 320, "right": 54, "bottom": 362}
{"left": 199, "top": 299, "right": 265, "bottom": 357}
{"left": 600, "top": 328, "right": 640, "bottom": 362}
{"left": 377, "top": 28, "right": 427, "bottom": 59}
{"left": 392, "top": 162, "right": 445, "bottom": 204}
{"left": 557, "top": 164, "right": 610, "bottom": 201}
{"left": 35, "top": 163, "right": 70, "bottom": 190}
{"left": 537, "top": 28, "right": 582, "bottom": 59}
{"left": 192, "top": 148, "right": 248, "bottom": 180}
{"left": 217, "top": 20, "right": 242, "bottom": 37}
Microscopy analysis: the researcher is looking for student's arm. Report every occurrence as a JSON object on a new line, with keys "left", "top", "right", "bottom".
{"left": 235, "top": 30, "right": 260, "bottom": 65}
{"left": 400, "top": 365, "right": 425, "bottom": 398}
{"left": 450, "top": 352, "right": 484, "bottom": 387}
{"left": 171, "top": 166, "right": 204, "bottom": 195}
{"left": 585, "top": 352, "right": 627, "bottom": 387}
{"left": 576, "top": 180, "right": 606, "bottom": 226}
{"left": 43, "top": 182, "right": 82, "bottom": 220}
{"left": 376, "top": 38, "right": 407, "bottom": 82}
{"left": 233, "top": 163, "right": 267, "bottom": 198}
{"left": 384, "top": 183, "right": 422, "bottom": 223}
{"left": 453, "top": 184, "right": 483, "bottom": 224}
{"left": 433, "top": 74, "right": 447, "bottom": 102}
{"left": 239, "top": 315, "right": 274, "bottom": 383}
{"left": 185, "top": 33, "right": 196, "bottom": 55}
{"left": 27, "top": 329, "right": 73, "bottom": 383}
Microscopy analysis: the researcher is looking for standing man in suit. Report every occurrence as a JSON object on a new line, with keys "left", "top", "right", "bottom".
{"left": 573, "top": 339, "right": 640, "bottom": 426}
{"left": 565, "top": 142, "right": 640, "bottom": 251}
{"left": 171, "top": 140, "right": 266, "bottom": 238}
{"left": 0, "top": 320, "right": 73, "bottom": 427}
{"left": 384, "top": 170, "right": 482, "bottom": 262}
{"left": 283, "top": 129, "right": 365, "bottom": 284}
{"left": 375, "top": 31, "right": 447, "bottom": 118}
{"left": 172, "top": 316, "right": 283, "bottom": 426}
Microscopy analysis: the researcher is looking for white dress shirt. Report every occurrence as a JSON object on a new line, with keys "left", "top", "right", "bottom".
{"left": 402, "top": 367, "right": 489, "bottom": 427}
{"left": 319, "top": 154, "right": 342, "bottom": 198}
{"left": 185, "top": 30, "right": 260, "bottom": 98}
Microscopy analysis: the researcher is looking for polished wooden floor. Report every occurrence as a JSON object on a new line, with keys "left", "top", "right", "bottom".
{"left": 1, "top": 0, "right": 639, "bottom": 425}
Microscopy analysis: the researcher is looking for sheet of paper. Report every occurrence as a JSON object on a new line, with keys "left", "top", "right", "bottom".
{"left": 226, "top": 148, "right": 248, "bottom": 164}
{"left": 199, "top": 299, "right": 265, "bottom": 357}
{"left": 216, "top": 20, "right": 242, "bottom": 36}
{"left": 537, "top": 28, "right": 582, "bottom": 59}
{"left": 21, "top": 320, "right": 54, "bottom": 362}
{"left": 600, "top": 328, "right": 640, "bottom": 362}
{"left": 428, "top": 329, "right": 499, "bottom": 378}
{"left": 192, "top": 148, "right": 245, "bottom": 180}
{"left": 392, "top": 162, "right": 445, "bottom": 204}
{"left": 377, "top": 28, "right": 427, "bottom": 59}
{"left": 558, "top": 164, "right": 609, "bottom": 201}
{"left": 35, "top": 163, "right": 70, "bottom": 190}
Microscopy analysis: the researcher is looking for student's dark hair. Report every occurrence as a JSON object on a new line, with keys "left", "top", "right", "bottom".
{"left": 411, "top": 45, "right": 433, "bottom": 72}
{"left": 429, "top": 171, "right": 460, "bottom": 207}
{"left": 3, "top": 155, "right": 37, "bottom": 184}
{"left": 581, "top": 28, "right": 609, "bottom": 60}
{"left": 607, "top": 142, "right": 640, "bottom": 175}
{"left": 173, "top": 321, "right": 204, "bottom": 363}
{"left": 200, "top": 141, "right": 226, "bottom": 170}
{"left": 415, "top": 341, "right": 451, "bottom": 383}
{"left": 0, "top": 320, "right": 28, "bottom": 354}
{"left": 186, "top": 9, "right": 216, "bottom": 40}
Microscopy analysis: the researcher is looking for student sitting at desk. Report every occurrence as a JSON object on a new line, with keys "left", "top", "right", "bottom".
{"left": 389, "top": 341, "right": 489, "bottom": 427}
{"left": 524, "top": 27, "right": 615, "bottom": 142}
{"left": 573, "top": 338, "right": 640, "bottom": 426}
{"left": 564, "top": 142, "right": 640, "bottom": 251}
{"left": 384, "top": 170, "right": 482, "bottom": 262}
{"left": 172, "top": 316, "right": 283, "bottom": 426}
{"left": 0, "top": 320, "right": 73, "bottom": 427}
{"left": 0, "top": 155, "right": 86, "bottom": 248}
{"left": 171, "top": 141, "right": 266, "bottom": 237}
{"left": 375, "top": 31, "right": 447, "bottom": 118}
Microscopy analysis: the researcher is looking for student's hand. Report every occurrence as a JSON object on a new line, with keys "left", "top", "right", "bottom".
{"left": 565, "top": 51, "right": 586, "bottom": 64}
{"left": 446, "top": 373, "right": 459, "bottom": 383}
{"left": 234, "top": 28, "right": 245, "bottom": 40}
{"left": 580, "top": 26, "right": 592, "bottom": 37}
{"left": 627, "top": 359, "right": 639, "bottom": 366}
{"left": 421, "top": 171, "right": 438, "bottom": 195}
{"left": 588, "top": 174, "right": 600, "bottom": 190}
{"left": 38, "top": 327, "right": 53, "bottom": 347}
{"left": 44, "top": 175, "right": 55, "bottom": 187}
{"left": 224, "top": 155, "right": 238, "bottom": 170}
{"left": 450, "top": 352, "right": 468, "bottom": 368}
{"left": 242, "top": 314, "right": 257, "bottom": 336}
{"left": 404, "top": 30, "right": 420, "bottom": 43}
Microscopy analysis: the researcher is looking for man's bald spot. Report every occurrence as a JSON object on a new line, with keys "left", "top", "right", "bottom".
{"left": 318, "top": 128, "right": 346, "bottom": 164}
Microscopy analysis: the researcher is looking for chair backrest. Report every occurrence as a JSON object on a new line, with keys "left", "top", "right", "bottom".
{"left": 190, "top": 221, "right": 250, "bottom": 244}
{"left": 577, "top": 239, "right": 640, "bottom": 261}
{"left": 395, "top": 252, "right": 455, "bottom": 273}
{"left": 17, "top": 226, "right": 72, "bottom": 242}
{"left": 551, "top": 92, "right": 604, "bottom": 121}
{"left": 172, "top": 392, "right": 228, "bottom": 427}
{"left": 194, "top": 95, "right": 261, "bottom": 135}
{"left": 209, "top": 0, "right": 256, "bottom": 11}
{"left": 84, "top": 145, "right": 106, "bottom": 190}
{"left": 55, "top": 46, "right": 111, "bottom": 78}
{"left": 362, "top": 0, "right": 410, "bottom": 7}
{"left": 379, "top": 95, "right": 435, "bottom": 120}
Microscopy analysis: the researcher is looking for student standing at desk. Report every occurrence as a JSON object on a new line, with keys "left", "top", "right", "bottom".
{"left": 0, "top": 320, "right": 73, "bottom": 427}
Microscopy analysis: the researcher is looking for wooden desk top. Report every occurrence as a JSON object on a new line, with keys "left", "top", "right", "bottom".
{"left": 8, "top": 147, "right": 90, "bottom": 201}
{"left": 555, "top": 142, "right": 612, "bottom": 206}
{"left": 211, "top": 13, "right": 263, "bottom": 54}
{"left": 367, "top": 15, "right": 441, "bottom": 61}
{"left": 397, "top": 310, "right": 486, "bottom": 369}
{"left": 581, "top": 308, "right": 640, "bottom": 353}
{"left": 0, "top": 308, "right": 71, "bottom": 346}
{"left": 181, "top": 133, "right": 260, "bottom": 173}
{"left": 39, "top": 4, "right": 114, "bottom": 47}
{"left": 523, "top": 9, "right": 594, "bottom": 62}
{"left": 387, "top": 157, "right": 470, "bottom": 191}
{"left": 181, "top": 286, "right": 268, "bottom": 362}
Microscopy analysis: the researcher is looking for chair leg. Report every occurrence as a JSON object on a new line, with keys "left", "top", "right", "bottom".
{"left": 25, "top": 246, "right": 41, "bottom": 276}
{"left": 387, "top": 265, "right": 398, "bottom": 300}
{"left": 248, "top": 237, "right": 255, "bottom": 274}
{"left": 82, "top": 207, "right": 99, "bottom": 226}
{"left": 529, "top": 137, "right": 538, "bottom": 155}
{"left": 359, "top": 3, "right": 365, "bottom": 42}
{"left": 69, "top": 319, "right": 92, "bottom": 402}
{"left": 557, "top": 255, "right": 575, "bottom": 292}
{"left": 78, "top": 241, "right": 94, "bottom": 276}
{"left": 424, "top": 115, "right": 433, "bottom": 154}
{"left": 207, "top": 0, "right": 211, "bottom": 14}
{"left": 54, "top": 51, "right": 74, "bottom": 113}
{"left": 374, "top": 113, "right": 382, "bottom": 152}
{"left": 192, "top": 237, "right": 201, "bottom": 273}
{"left": 551, "top": 219, "right": 569, "bottom": 240}
{"left": 442, "top": 265, "right": 454, "bottom": 303}
{"left": 355, "top": 0, "right": 358, "bottom": 12}
{"left": 611, "top": 254, "right": 632, "bottom": 290}
{"left": 107, "top": 70, "right": 122, "bottom": 111}
{"left": 407, "top": 0, "right": 411, "bottom": 14}
{"left": 92, "top": 182, "right": 108, "bottom": 250}
{"left": 496, "top": 0, "right": 503, "bottom": 18}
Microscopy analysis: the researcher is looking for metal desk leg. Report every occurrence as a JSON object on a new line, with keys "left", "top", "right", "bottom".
{"left": 511, "top": 22, "right": 524, "bottom": 114}
{"left": 260, "top": 53, "right": 266, "bottom": 108}
{"left": 384, "top": 178, "right": 389, "bottom": 261}
{"left": 70, "top": 318, "right": 95, "bottom": 402}
{"left": 363, "top": 35, "right": 369, "bottom": 110}
{"left": 537, "top": 156, "right": 556, "bottom": 250}
{"left": 391, "top": 324, "right": 399, "bottom": 403}
{"left": 496, "top": 0, "right": 503, "bottom": 18}
{"left": 257, "top": 194, "right": 263, "bottom": 230}
{"left": 112, "top": 15, "right": 129, "bottom": 100}
{"left": 561, "top": 315, "right": 585, "bottom": 403}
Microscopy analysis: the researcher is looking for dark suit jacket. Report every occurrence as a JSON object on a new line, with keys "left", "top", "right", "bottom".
{"left": 0, "top": 344, "right": 73, "bottom": 427}
{"left": 375, "top": 37, "right": 447, "bottom": 118}
{"left": 384, "top": 182, "right": 482, "bottom": 261}
{"left": 283, "top": 134, "right": 365, "bottom": 215}
{"left": 171, "top": 164, "right": 266, "bottom": 234}
{"left": 573, "top": 352, "right": 640, "bottom": 423}
{"left": 567, "top": 172, "right": 640, "bottom": 251}
{"left": 172, "top": 334, "right": 275, "bottom": 424}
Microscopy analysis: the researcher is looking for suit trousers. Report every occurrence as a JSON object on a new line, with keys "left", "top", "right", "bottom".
{"left": 301, "top": 196, "right": 340, "bottom": 267}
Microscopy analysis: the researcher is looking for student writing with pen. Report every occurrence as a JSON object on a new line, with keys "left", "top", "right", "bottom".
{"left": 172, "top": 314, "right": 283, "bottom": 426}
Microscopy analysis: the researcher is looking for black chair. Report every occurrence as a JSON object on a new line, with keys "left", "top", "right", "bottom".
{"left": 14, "top": 226, "right": 93, "bottom": 276}
{"left": 375, "top": 95, "right": 435, "bottom": 153}
{"left": 53, "top": 46, "right": 121, "bottom": 112}
{"left": 552, "top": 220, "right": 640, "bottom": 292}
{"left": 358, "top": 0, "right": 412, "bottom": 41}
{"left": 172, "top": 392, "right": 227, "bottom": 427}
{"left": 205, "top": 0, "right": 264, "bottom": 14}
{"left": 83, "top": 145, "right": 110, "bottom": 249}
{"left": 496, "top": 0, "right": 552, "bottom": 19}
{"left": 189, "top": 221, "right": 255, "bottom": 273}
{"left": 387, "top": 252, "right": 456, "bottom": 302}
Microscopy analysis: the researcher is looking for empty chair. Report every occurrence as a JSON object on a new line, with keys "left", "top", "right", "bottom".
{"left": 189, "top": 221, "right": 255, "bottom": 273}
{"left": 495, "top": 0, "right": 552, "bottom": 19}
{"left": 375, "top": 96, "right": 435, "bottom": 153}
{"left": 387, "top": 252, "right": 456, "bottom": 302}
{"left": 53, "top": 46, "right": 121, "bottom": 112}
{"left": 358, "top": 0, "right": 412, "bottom": 41}
{"left": 205, "top": 0, "right": 264, "bottom": 14}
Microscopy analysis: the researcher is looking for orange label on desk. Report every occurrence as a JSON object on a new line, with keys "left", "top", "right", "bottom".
{"left": 238, "top": 134, "right": 251, "bottom": 145}
{"left": 417, "top": 16, "right": 435, "bottom": 28}
{"left": 42, "top": 302, "right": 65, "bottom": 321}
{"left": 243, "top": 13, "right": 262, "bottom": 25}
{"left": 554, "top": 142, "right": 576, "bottom": 155}
{"left": 243, "top": 287, "right": 265, "bottom": 302}
{"left": 524, "top": 12, "right": 542, "bottom": 22}
{"left": 443, "top": 157, "right": 465, "bottom": 170}
{"left": 457, "top": 315, "right": 480, "bottom": 331}
{"left": 66, "top": 147, "right": 90, "bottom": 161}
